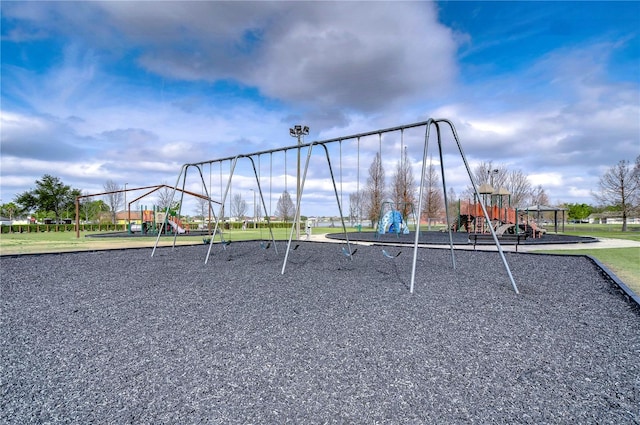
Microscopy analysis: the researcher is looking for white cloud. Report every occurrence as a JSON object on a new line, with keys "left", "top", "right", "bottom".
{"left": 1, "top": 2, "right": 638, "bottom": 215}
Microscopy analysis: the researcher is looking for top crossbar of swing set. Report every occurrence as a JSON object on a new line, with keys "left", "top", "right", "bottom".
{"left": 151, "top": 118, "right": 519, "bottom": 295}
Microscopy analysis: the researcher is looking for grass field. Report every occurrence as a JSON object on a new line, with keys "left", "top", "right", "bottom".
{"left": 557, "top": 224, "right": 640, "bottom": 241}
{"left": 0, "top": 226, "right": 348, "bottom": 256}
{"left": 533, "top": 224, "right": 640, "bottom": 296}
{"left": 1, "top": 224, "right": 638, "bottom": 296}
{"left": 533, "top": 247, "right": 640, "bottom": 295}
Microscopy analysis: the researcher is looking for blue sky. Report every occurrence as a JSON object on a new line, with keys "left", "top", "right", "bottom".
{"left": 1, "top": 1, "right": 638, "bottom": 217}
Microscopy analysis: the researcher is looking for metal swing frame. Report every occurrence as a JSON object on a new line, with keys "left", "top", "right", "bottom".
{"left": 151, "top": 118, "right": 519, "bottom": 294}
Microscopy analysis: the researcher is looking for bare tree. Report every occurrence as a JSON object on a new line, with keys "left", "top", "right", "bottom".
{"left": 230, "top": 193, "right": 248, "bottom": 219}
{"left": 593, "top": 157, "right": 640, "bottom": 231}
{"left": 472, "top": 161, "right": 508, "bottom": 189}
{"left": 349, "top": 190, "right": 366, "bottom": 225}
{"left": 275, "top": 190, "right": 295, "bottom": 222}
{"left": 103, "top": 180, "right": 123, "bottom": 224}
{"left": 462, "top": 161, "right": 506, "bottom": 201}
{"left": 390, "top": 147, "right": 416, "bottom": 220}
{"left": 504, "top": 169, "right": 532, "bottom": 208}
{"left": 464, "top": 162, "right": 532, "bottom": 208}
{"left": 421, "top": 159, "right": 443, "bottom": 230}
{"left": 446, "top": 186, "right": 458, "bottom": 226}
{"left": 254, "top": 198, "right": 263, "bottom": 222}
{"left": 157, "top": 185, "right": 176, "bottom": 211}
{"left": 530, "top": 185, "right": 550, "bottom": 206}
{"left": 365, "top": 152, "right": 386, "bottom": 224}
{"left": 194, "top": 196, "right": 214, "bottom": 228}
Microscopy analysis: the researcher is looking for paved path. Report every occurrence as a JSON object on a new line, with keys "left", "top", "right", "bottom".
{"left": 307, "top": 233, "right": 640, "bottom": 253}
{"left": 518, "top": 237, "right": 640, "bottom": 252}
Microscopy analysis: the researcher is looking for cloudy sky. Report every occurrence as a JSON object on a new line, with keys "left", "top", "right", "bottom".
{"left": 1, "top": 1, "right": 638, "bottom": 217}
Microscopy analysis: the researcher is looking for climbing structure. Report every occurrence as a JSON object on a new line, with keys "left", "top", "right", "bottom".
{"left": 453, "top": 200, "right": 545, "bottom": 238}
{"left": 377, "top": 201, "right": 414, "bottom": 236}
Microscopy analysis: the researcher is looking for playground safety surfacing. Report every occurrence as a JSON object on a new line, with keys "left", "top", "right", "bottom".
{"left": 2, "top": 241, "right": 638, "bottom": 423}
{"left": 327, "top": 230, "right": 598, "bottom": 246}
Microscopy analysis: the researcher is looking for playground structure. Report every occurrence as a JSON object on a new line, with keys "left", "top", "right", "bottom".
{"left": 453, "top": 199, "right": 546, "bottom": 238}
{"left": 152, "top": 118, "right": 520, "bottom": 294}
{"left": 376, "top": 201, "right": 415, "bottom": 236}
{"left": 130, "top": 207, "right": 189, "bottom": 235}
{"left": 74, "top": 184, "right": 218, "bottom": 238}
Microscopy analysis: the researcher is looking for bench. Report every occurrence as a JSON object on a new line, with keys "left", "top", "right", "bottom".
{"left": 468, "top": 233, "right": 528, "bottom": 252}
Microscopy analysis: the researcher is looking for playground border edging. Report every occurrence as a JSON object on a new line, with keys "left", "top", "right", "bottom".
{"left": 520, "top": 250, "right": 640, "bottom": 310}
{"left": 586, "top": 254, "right": 640, "bottom": 310}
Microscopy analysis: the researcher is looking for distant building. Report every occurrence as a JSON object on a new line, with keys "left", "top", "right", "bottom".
{"left": 114, "top": 211, "right": 143, "bottom": 224}
{"left": 588, "top": 212, "right": 640, "bottom": 224}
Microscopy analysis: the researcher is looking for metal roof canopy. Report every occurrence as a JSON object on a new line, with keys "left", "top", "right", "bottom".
{"left": 525, "top": 204, "right": 567, "bottom": 233}
{"left": 525, "top": 204, "right": 567, "bottom": 212}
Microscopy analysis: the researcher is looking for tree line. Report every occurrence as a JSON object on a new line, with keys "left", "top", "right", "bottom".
{"left": 2, "top": 154, "right": 638, "bottom": 230}
{"left": 346, "top": 154, "right": 640, "bottom": 231}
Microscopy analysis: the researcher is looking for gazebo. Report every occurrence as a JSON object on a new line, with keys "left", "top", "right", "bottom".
{"left": 525, "top": 204, "right": 567, "bottom": 233}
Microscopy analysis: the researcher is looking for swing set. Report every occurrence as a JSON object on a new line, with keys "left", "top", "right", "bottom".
{"left": 151, "top": 118, "right": 519, "bottom": 294}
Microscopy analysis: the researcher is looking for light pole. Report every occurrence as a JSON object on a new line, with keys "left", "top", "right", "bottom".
{"left": 124, "top": 182, "right": 128, "bottom": 231}
{"left": 488, "top": 169, "right": 498, "bottom": 206}
{"left": 250, "top": 189, "right": 257, "bottom": 229}
{"left": 289, "top": 124, "right": 309, "bottom": 240}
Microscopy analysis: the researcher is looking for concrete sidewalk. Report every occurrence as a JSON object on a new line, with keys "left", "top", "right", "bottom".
{"left": 307, "top": 233, "right": 640, "bottom": 253}
{"left": 518, "top": 237, "right": 640, "bottom": 252}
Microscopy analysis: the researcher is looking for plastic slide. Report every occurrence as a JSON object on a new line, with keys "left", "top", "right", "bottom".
{"left": 168, "top": 219, "right": 186, "bottom": 234}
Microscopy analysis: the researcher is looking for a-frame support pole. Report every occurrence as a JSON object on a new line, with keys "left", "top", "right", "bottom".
{"left": 151, "top": 164, "right": 186, "bottom": 257}
{"left": 410, "top": 119, "right": 519, "bottom": 294}
{"left": 205, "top": 156, "right": 239, "bottom": 264}
{"left": 247, "top": 156, "right": 278, "bottom": 255}
{"left": 281, "top": 143, "right": 353, "bottom": 275}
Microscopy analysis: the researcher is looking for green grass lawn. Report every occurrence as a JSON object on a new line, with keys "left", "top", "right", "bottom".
{"left": 557, "top": 224, "right": 640, "bottom": 241}
{"left": 0, "top": 226, "right": 353, "bottom": 255}
{"left": 536, "top": 224, "right": 640, "bottom": 296}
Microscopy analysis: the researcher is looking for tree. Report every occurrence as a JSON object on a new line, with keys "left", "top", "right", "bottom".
{"left": 0, "top": 202, "right": 22, "bottom": 220}
{"left": 103, "top": 180, "right": 123, "bottom": 224}
{"left": 365, "top": 152, "right": 386, "bottom": 223}
{"left": 157, "top": 184, "right": 177, "bottom": 211}
{"left": 15, "top": 174, "right": 78, "bottom": 222}
{"left": 194, "top": 196, "right": 211, "bottom": 225}
{"left": 79, "top": 195, "right": 109, "bottom": 223}
{"left": 446, "top": 187, "right": 458, "bottom": 226}
{"left": 349, "top": 190, "right": 366, "bottom": 225}
{"left": 530, "top": 185, "right": 550, "bottom": 206}
{"left": 504, "top": 169, "right": 532, "bottom": 208}
{"left": 230, "top": 193, "right": 248, "bottom": 219}
{"left": 465, "top": 162, "right": 533, "bottom": 208}
{"left": 421, "top": 158, "right": 443, "bottom": 229}
{"left": 566, "top": 203, "right": 592, "bottom": 222}
{"left": 274, "top": 190, "right": 295, "bottom": 222}
{"left": 593, "top": 156, "right": 640, "bottom": 231}
{"left": 390, "top": 147, "right": 416, "bottom": 220}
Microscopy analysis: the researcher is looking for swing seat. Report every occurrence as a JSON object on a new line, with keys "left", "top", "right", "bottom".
{"left": 341, "top": 247, "right": 357, "bottom": 257}
{"left": 382, "top": 249, "right": 401, "bottom": 258}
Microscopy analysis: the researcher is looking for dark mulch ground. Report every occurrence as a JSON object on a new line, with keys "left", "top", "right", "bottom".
{"left": 1, "top": 242, "right": 638, "bottom": 424}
